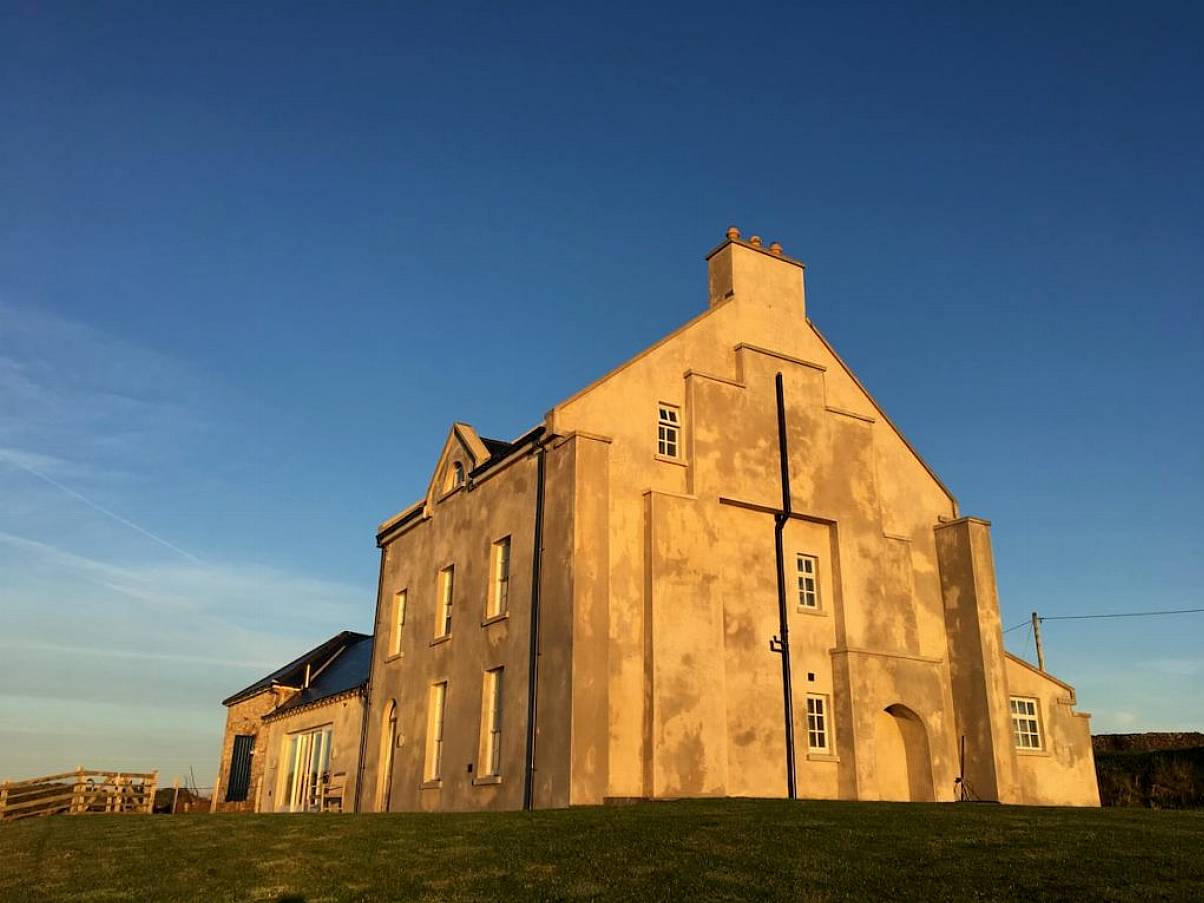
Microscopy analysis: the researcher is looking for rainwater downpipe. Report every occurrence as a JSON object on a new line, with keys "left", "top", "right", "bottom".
{"left": 772, "top": 372, "right": 799, "bottom": 800}
{"left": 523, "top": 441, "right": 548, "bottom": 810}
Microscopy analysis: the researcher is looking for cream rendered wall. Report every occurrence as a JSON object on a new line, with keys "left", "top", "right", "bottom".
{"left": 550, "top": 237, "right": 962, "bottom": 800}
{"left": 1004, "top": 654, "right": 1100, "bottom": 806}
{"left": 361, "top": 445, "right": 543, "bottom": 812}
{"left": 360, "top": 432, "right": 611, "bottom": 813}
{"left": 256, "top": 694, "right": 365, "bottom": 813}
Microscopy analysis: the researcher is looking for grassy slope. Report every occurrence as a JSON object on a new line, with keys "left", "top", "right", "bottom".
{"left": 2, "top": 799, "right": 1203, "bottom": 902}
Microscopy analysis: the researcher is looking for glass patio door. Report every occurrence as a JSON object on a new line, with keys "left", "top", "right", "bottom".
{"left": 281, "top": 727, "right": 332, "bottom": 812}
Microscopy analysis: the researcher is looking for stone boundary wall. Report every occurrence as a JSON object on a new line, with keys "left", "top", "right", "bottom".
{"left": 1093, "top": 733, "right": 1204, "bottom": 753}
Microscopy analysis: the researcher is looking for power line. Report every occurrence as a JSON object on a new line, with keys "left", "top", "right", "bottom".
{"left": 1039, "top": 608, "right": 1204, "bottom": 622}
{"left": 1005, "top": 608, "right": 1203, "bottom": 632}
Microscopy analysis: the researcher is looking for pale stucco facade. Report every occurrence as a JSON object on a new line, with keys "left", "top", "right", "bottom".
{"left": 357, "top": 229, "right": 1099, "bottom": 811}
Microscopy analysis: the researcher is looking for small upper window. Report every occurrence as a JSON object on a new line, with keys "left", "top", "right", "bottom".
{"left": 796, "top": 554, "right": 819, "bottom": 609}
{"left": 657, "top": 404, "right": 680, "bottom": 458}
{"left": 1010, "top": 697, "right": 1042, "bottom": 750}
{"left": 436, "top": 566, "right": 454, "bottom": 638}
{"left": 488, "top": 537, "right": 511, "bottom": 619}
{"left": 388, "top": 590, "right": 407, "bottom": 657}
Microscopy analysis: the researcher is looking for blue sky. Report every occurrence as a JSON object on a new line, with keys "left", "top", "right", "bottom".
{"left": 1, "top": 1, "right": 1201, "bottom": 785}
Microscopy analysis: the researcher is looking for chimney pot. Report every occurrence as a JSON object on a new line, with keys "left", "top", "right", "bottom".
{"left": 769, "top": 242, "right": 783, "bottom": 256}
{"left": 749, "top": 235, "right": 763, "bottom": 248}
{"left": 726, "top": 226, "right": 741, "bottom": 241}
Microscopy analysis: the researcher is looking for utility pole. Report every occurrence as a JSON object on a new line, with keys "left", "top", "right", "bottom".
{"left": 1031, "top": 611, "right": 1045, "bottom": 672}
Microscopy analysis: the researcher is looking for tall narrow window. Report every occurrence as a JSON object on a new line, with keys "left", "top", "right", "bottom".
{"left": 425, "top": 681, "right": 448, "bottom": 782}
{"left": 225, "top": 734, "right": 255, "bottom": 802}
{"left": 1010, "top": 697, "right": 1043, "bottom": 750}
{"left": 806, "top": 695, "right": 829, "bottom": 752}
{"left": 480, "top": 667, "right": 504, "bottom": 778}
{"left": 388, "top": 590, "right": 407, "bottom": 657}
{"left": 436, "top": 566, "right": 454, "bottom": 638}
{"left": 657, "top": 404, "right": 680, "bottom": 458}
{"left": 488, "top": 537, "right": 511, "bottom": 619}
{"left": 796, "top": 554, "right": 819, "bottom": 610}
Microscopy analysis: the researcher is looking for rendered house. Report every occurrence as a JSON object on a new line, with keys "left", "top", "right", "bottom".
{"left": 212, "top": 631, "right": 370, "bottom": 813}
{"left": 351, "top": 227, "right": 1099, "bottom": 810}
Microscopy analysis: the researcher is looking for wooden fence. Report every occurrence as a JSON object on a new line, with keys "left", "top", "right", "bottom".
{"left": 0, "top": 769, "right": 157, "bottom": 822}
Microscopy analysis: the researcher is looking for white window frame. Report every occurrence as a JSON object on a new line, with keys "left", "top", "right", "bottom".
{"left": 657, "top": 404, "right": 681, "bottom": 459}
{"left": 425, "top": 681, "right": 448, "bottom": 782}
{"left": 1010, "top": 696, "right": 1043, "bottom": 750}
{"left": 435, "top": 566, "right": 454, "bottom": 638}
{"left": 805, "top": 694, "right": 830, "bottom": 753}
{"left": 796, "top": 554, "right": 820, "bottom": 610}
{"left": 487, "top": 537, "right": 511, "bottom": 620}
{"left": 279, "top": 725, "right": 333, "bottom": 813}
{"left": 388, "top": 589, "right": 407, "bottom": 657}
{"left": 479, "top": 667, "right": 504, "bottom": 778}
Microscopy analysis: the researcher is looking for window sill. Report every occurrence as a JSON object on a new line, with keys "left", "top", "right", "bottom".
{"left": 436, "top": 485, "right": 464, "bottom": 503}
{"left": 420, "top": 780, "right": 443, "bottom": 790}
{"left": 806, "top": 752, "right": 840, "bottom": 763}
{"left": 471, "top": 775, "right": 502, "bottom": 786}
{"left": 654, "top": 453, "right": 687, "bottom": 468}
{"left": 430, "top": 634, "right": 452, "bottom": 647}
{"left": 481, "top": 612, "right": 510, "bottom": 628}
{"left": 383, "top": 652, "right": 404, "bottom": 663}
{"left": 795, "top": 607, "right": 828, "bottom": 617}
{"left": 1016, "top": 747, "right": 1051, "bottom": 758}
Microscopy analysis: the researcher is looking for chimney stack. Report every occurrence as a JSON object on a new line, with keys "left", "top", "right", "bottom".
{"left": 706, "top": 226, "right": 805, "bottom": 314}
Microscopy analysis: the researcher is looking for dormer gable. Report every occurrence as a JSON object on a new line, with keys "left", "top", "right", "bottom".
{"left": 425, "top": 422, "right": 493, "bottom": 506}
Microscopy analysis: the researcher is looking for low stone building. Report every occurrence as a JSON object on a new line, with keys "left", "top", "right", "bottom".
{"left": 212, "top": 631, "right": 370, "bottom": 813}
{"left": 354, "top": 228, "right": 1100, "bottom": 811}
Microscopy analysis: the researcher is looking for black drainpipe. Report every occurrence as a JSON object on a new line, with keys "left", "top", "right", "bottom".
{"left": 770, "top": 372, "right": 799, "bottom": 799}
{"left": 523, "top": 441, "right": 548, "bottom": 810}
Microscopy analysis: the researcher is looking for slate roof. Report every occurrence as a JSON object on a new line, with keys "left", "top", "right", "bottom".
{"left": 266, "top": 633, "right": 374, "bottom": 719}
{"left": 222, "top": 630, "right": 372, "bottom": 708}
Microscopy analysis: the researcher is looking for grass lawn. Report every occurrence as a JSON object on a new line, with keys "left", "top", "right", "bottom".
{"left": 2, "top": 798, "right": 1203, "bottom": 902}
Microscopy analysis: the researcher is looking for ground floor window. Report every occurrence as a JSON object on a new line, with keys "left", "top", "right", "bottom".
{"left": 425, "top": 681, "right": 448, "bottom": 782}
{"left": 1010, "top": 697, "right": 1043, "bottom": 750}
{"left": 480, "top": 668, "right": 504, "bottom": 777}
{"left": 806, "top": 695, "right": 830, "bottom": 752}
{"left": 280, "top": 726, "right": 333, "bottom": 812}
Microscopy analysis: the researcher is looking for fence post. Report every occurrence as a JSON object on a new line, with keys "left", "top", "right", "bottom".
{"left": 172, "top": 777, "right": 180, "bottom": 815}
{"left": 146, "top": 771, "right": 158, "bottom": 814}
{"left": 1, "top": 781, "right": 8, "bottom": 820}
{"left": 71, "top": 767, "right": 85, "bottom": 815}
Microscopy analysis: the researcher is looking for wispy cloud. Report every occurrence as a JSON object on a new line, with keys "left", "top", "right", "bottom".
{"left": 0, "top": 454, "right": 204, "bottom": 563}
{"left": 0, "top": 299, "right": 370, "bottom": 781}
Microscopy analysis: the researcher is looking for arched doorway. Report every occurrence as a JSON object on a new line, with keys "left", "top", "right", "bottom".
{"left": 874, "top": 704, "right": 935, "bottom": 802}
{"left": 376, "top": 701, "right": 397, "bottom": 812}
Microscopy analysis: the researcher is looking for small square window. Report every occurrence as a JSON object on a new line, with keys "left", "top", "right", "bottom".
{"left": 796, "top": 554, "right": 819, "bottom": 609}
{"left": 657, "top": 404, "right": 681, "bottom": 459}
